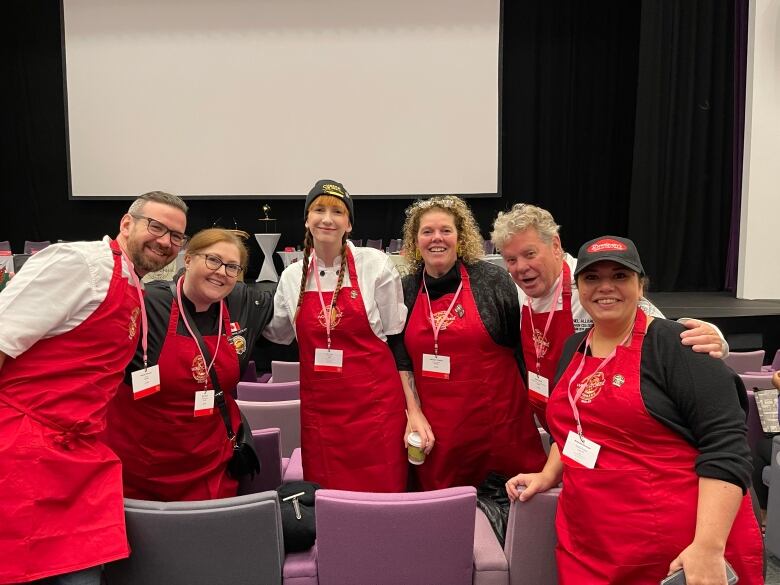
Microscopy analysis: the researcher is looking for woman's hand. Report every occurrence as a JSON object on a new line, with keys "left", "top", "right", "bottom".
{"left": 668, "top": 542, "right": 729, "bottom": 585}
{"left": 505, "top": 470, "right": 557, "bottom": 503}
{"left": 405, "top": 409, "right": 435, "bottom": 454}
{"left": 772, "top": 370, "right": 780, "bottom": 391}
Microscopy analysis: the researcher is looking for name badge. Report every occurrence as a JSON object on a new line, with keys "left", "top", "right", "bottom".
{"left": 193, "top": 389, "right": 215, "bottom": 417}
{"left": 131, "top": 365, "right": 161, "bottom": 399}
{"left": 528, "top": 372, "right": 549, "bottom": 400}
{"left": 422, "top": 353, "right": 451, "bottom": 379}
{"left": 314, "top": 348, "right": 343, "bottom": 373}
{"left": 561, "top": 430, "right": 600, "bottom": 469}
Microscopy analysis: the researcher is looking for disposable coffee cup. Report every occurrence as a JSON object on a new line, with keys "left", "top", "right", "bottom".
{"left": 407, "top": 431, "right": 426, "bottom": 465}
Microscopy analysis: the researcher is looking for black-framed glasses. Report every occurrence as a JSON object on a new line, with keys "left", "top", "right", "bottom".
{"left": 131, "top": 214, "right": 189, "bottom": 247}
{"left": 194, "top": 253, "right": 244, "bottom": 278}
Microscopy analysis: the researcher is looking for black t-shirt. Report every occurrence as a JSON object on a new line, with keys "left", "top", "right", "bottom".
{"left": 123, "top": 277, "right": 274, "bottom": 386}
{"left": 554, "top": 318, "right": 752, "bottom": 492}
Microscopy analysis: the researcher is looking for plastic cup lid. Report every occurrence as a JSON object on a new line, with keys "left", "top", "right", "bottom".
{"left": 407, "top": 431, "right": 422, "bottom": 448}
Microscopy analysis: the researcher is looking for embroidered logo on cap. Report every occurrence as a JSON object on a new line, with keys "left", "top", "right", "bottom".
{"left": 322, "top": 183, "right": 349, "bottom": 199}
{"left": 587, "top": 239, "right": 627, "bottom": 253}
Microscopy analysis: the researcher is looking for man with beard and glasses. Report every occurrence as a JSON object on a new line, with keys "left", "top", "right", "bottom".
{"left": 0, "top": 191, "right": 187, "bottom": 585}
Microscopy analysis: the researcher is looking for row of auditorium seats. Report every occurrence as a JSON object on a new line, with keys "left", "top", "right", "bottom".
{"left": 0, "top": 240, "right": 52, "bottom": 255}
{"left": 104, "top": 480, "right": 559, "bottom": 585}
{"left": 724, "top": 349, "right": 780, "bottom": 375}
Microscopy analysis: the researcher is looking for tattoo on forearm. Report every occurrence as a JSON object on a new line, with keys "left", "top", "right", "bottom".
{"left": 403, "top": 371, "right": 421, "bottom": 407}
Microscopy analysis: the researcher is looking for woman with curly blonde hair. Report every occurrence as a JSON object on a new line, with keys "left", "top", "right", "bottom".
{"left": 390, "top": 195, "right": 547, "bottom": 490}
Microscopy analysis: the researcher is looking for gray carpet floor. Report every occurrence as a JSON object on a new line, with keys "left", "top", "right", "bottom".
{"left": 768, "top": 554, "right": 780, "bottom": 583}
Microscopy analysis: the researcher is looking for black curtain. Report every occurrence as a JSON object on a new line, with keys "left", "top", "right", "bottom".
{"left": 1, "top": 1, "right": 738, "bottom": 292}
{"left": 628, "top": 0, "right": 736, "bottom": 291}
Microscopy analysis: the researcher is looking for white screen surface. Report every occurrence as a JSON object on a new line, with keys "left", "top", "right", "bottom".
{"left": 63, "top": 0, "right": 501, "bottom": 198}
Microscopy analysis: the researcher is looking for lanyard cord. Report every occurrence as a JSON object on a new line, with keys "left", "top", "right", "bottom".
{"left": 119, "top": 249, "right": 149, "bottom": 368}
{"left": 176, "top": 276, "right": 223, "bottom": 389}
{"left": 422, "top": 272, "right": 463, "bottom": 356}
{"left": 525, "top": 270, "right": 565, "bottom": 371}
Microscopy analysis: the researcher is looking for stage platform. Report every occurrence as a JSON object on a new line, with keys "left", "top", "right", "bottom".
{"left": 646, "top": 292, "right": 780, "bottom": 359}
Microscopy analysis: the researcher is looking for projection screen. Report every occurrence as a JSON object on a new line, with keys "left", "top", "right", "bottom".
{"left": 62, "top": 0, "right": 502, "bottom": 198}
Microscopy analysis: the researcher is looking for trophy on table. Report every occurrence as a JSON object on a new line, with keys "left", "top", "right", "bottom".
{"left": 256, "top": 203, "right": 280, "bottom": 282}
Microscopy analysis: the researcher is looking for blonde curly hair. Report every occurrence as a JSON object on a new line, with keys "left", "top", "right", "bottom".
{"left": 401, "top": 195, "right": 484, "bottom": 273}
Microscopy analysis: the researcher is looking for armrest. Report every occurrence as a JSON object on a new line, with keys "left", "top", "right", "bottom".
{"left": 473, "top": 508, "right": 508, "bottom": 585}
{"left": 283, "top": 447, "right": 304, "bottom": 483}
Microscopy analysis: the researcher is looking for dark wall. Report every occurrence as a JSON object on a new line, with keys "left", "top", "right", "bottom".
{"left": 0, "top": 1, "right": 736, "bottom": 290}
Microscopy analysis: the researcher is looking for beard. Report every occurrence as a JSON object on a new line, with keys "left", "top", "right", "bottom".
{"left": 126, "top": 236, "right": 175, "bottom": 273}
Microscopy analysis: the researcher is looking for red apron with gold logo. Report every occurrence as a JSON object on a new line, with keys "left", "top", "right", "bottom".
{"left": 105, "top": 293, "right": 242, "bottom": 501}
{"left": 520, "top": 262, "right": 574, "bottom": 430}
{"left": 547, "top": 309, "right": 763, "bottom": 584}
{"left": 0, "top": 240, "right": 138, "bottom": 583}
{"left": 296, "top": 248, "right": 407, "bottom": 491}
{"left": 404, "top": 262, "right": 547, "bottom": 490}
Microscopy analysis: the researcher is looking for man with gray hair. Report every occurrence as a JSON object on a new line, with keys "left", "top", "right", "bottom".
{"left": 0, "top": 191, "right": 187, "bottom": 585}
{"left": 491, "top": 203, "right": 727, "bottom": 426}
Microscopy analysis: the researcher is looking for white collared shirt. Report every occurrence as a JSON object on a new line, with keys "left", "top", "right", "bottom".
{"left": 263, "top": 242, "right": 407, "bottom": 344}
{"left": 0, "top": 237, "right": 135, "bottom": 358}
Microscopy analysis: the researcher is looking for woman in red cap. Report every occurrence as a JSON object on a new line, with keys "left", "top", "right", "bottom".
{"left": 263, "top": 180, "right": 418, "bottom": 491}
{"left": 506, "top": 235, "right": 763, "bottom": 584}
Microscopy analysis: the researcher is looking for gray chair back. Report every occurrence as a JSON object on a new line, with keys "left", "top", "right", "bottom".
{"left": 104, "top": 491, "right": 284, "bottom": 585}
{"left": 504, "top": 488, "right": 561, "bottom": 585}
{"left": 271, "top": 360, "right": 300, "bottom": 383}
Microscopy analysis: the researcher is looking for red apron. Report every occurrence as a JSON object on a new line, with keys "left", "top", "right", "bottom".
{"left": 404, "top": 263, "right": 547, "bottom": 490}
{"left": 521, "top": 262, "right": 574, "bottom": 430}
{"left": 0, "top": 240, "right": 138, "bottom": 583}
{"left": 105, "top": 293, "right": 241, "bottom": 501}
{"left": 296, "top": 248, "right": 407, "bottom": 491}
{"left": 547, "top": 309, "right": 763, "bottom": 584}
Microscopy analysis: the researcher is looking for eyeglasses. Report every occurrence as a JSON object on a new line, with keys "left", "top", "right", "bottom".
{"left": 131, "top": 214, "right": 189, "bottom": 247}
{"left": 194, "top": 253, "right": 244, "bottom": 278}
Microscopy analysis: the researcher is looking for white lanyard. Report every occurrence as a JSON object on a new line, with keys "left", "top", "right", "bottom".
{"left": 119, "top": 248, "right": 149, "bottom": 368}
{"left": 566, "top": 326, "right": 632, "bottom": 439}
{"left": 176, "top": 276, "right": 223, "bottom": 389}
{"left": 310, "top": 251, "right": 340, "bottom": 350}
{"left": 525, "top": 271, "right": 565, "bottom": 370}
{"left": 422, "top": 273, "right": 463, "bottom": 356}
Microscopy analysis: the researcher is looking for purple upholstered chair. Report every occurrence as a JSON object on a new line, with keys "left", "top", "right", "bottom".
{"left": 237, "top": 380, "right": 301, "bottom": 402}
{"left": 365, "top": 238, "right": 383, "bottom": 250}
{"left": 312, "top": 486, "right": 477, "bottom": 585}
{"left": 740, "top": 373, "right": 776, "bottom": 392}
{"left": 236, "top": 399, "right": 301, "bottom": 457}
{"left": 724, "top": 350, "right": 766, "bottom": 374}
{"left": 271, "top": 360, "right": 301, "bottom": 383}
{"left": 240, "top": 360, "right": 259, "bottom": 383}
{"left": 772, "top": 349, "right": 780, "bottom": 372}
{"left": 23, "top": 240, "right": 51, "bottom": 255}
{"left": 237, "top": 428, "right": 284, "bottom": 496}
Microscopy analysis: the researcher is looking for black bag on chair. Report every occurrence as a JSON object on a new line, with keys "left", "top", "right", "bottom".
{"left": 226, "top": 410, "right": 261, "bottom": 479}
{"left": 277, "top": 480, "right": 320, "bottom": 552}
{"left": 476, "top": 471, "right": 511, "bottom": 547}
